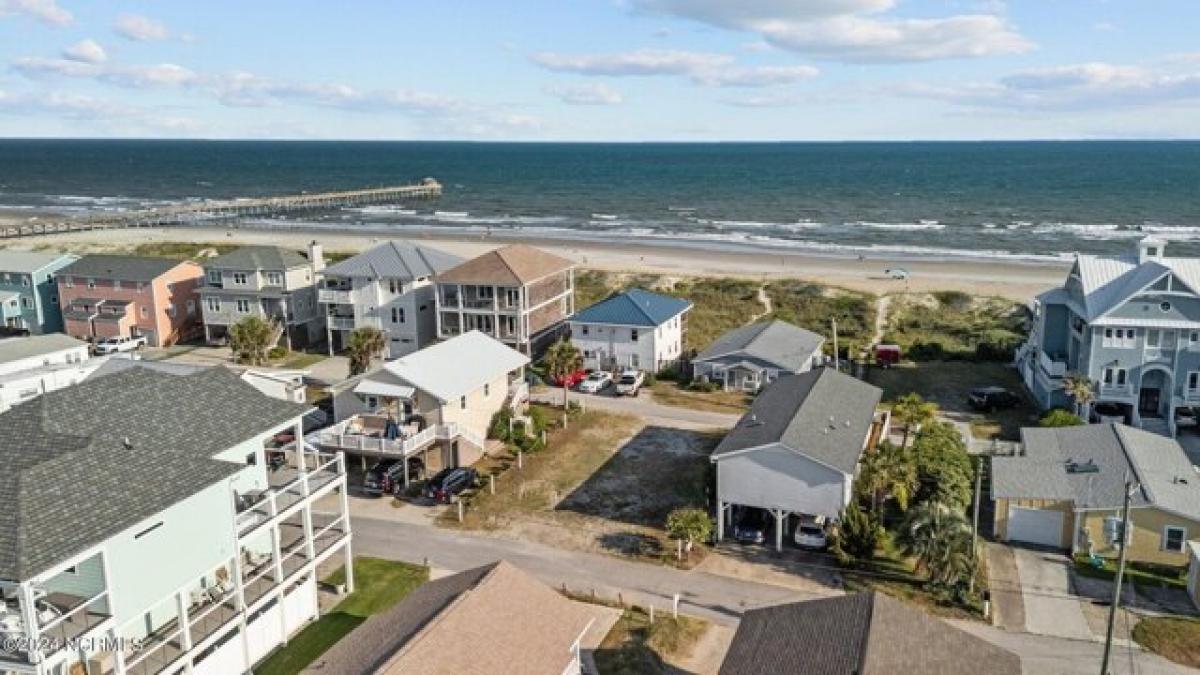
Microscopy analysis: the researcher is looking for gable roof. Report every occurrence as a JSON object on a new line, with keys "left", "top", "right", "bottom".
{"left": 720, "top": 592, "right": 1020, "bottom": 675}
{"left": 436, "top": 244, "right": 574, "bottom": 286}
{"left": 695, "top": 320, "right": 825, "bottom": 372}
{"left": 323, "top": 241, "right": 463, "bottom": 280}
{"left": 0, "top": 250, "right": 75, "bottom": 274}
{"left": 303, "top": 561, "right": 596, "bottom": 675}
{"left": 60, "top": 255, "right": 189, "bottom": 282}
{"left": 206, "top": 245, "right": 310, "bottom": 271}
{"left": 1065, "top": 240, "right": 1200, "bottom": 321}
{"left": 992, "top": 423, "right": 1200, "bottom": 518}
{"left": 374, "top": 330, "right": 529, "bottom": 403}
{"left": 0, "top": 333, "right": 86, "bottom": 365}
{"left": 0, "top": 366, "right": 311, "bottom": 581}
{"left": 712, "top": 368, "right": 881, "bottom": 474}
{"left": 571, "top": 288, "right": 691, "bottom": 327}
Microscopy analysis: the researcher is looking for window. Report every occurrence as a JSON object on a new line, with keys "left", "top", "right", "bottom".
{"left": 20, "top": 297, "right": 32, "bottom": 309}
{"left": 460, "top": 395, "right": 467, "bottom": 409}
{"left": 236, "top": 299, "right": 251, "bottom": 313}
{"left": 1190, "top": 372, "right": 1200, "bottom": 392}
{"left": 1163, "top": 526, "right": 1186, "bottom": 552}
{"left": 391, "top": 307, "right": 405, "bottom": 324}
{"left": 631, "top": 353, "right": 640, "bottom": 367}
{"left": 186, "top": 299, "right": 196, "bottom": 316}
{"left": 1191, "top": 331, "right": 1200, "bottom": 345}
{"left": 365, "top": 396, "right": 379, "bottom": 409}
{"left": 20, "top": 275, "right": 29, "bottom": 287}
{"left": 1147, "top": 329, "right": 1161, "bottom": 348}
{"left": 167, "top": 304, "right": 177, "bottom": 318}
{"left": 207, "top": 269, "right": 221, "bottom": 285}
{"left": 64, "top": 276, "right": 74, "bottom": 288}
{"left": 1160, "top": 301, "right": 1172, "bottom": 312}
{"left": 266, "top": 271, "right": 283, "bottom": 286}
{"left": 1103, "top": 367, "right": 1127, "bottom": 387}
{"left": 205, "top": 297, "right": 220, "bottom": 313}
{"left": 113, "top": 280, "right": 121, "bottom": 290}
{"left": 389, "top": 279, "right": 399, "bottom": 294}
{"left": 479, "top": 286, "right": 494, "bottom": 299}
{"left": 86, "top": 278, "right": 96, "bottom": 290}
{"left": 484, "top": 383, "right": 490, "bottom": 397}
{"left": 631, "top": 328, "right": 639, "bottom": 342}
{"left": 505, "top": 288, "right": 520, "bottom": 308}
{"left": 581, "top": 325, "right": 589, "bottom": 336}
{"left": 1147, "top": 246, "right": 1159, "bottom": 257}
{"left": 245, "top": 452, "right": 258, "bottom": 466}
{"left": 50, "top": 295, "right": 57, "bottom": 305}
{"left": 232, "top": 272, "right": 248, "bottom": 286}
{"left": 1103, "top": 328, "right": 1137, "bottom": 349}
{"left": 140, "top": 306, "right": 149, "bottom": 318}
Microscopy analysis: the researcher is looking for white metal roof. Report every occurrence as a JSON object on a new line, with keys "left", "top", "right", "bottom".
{"left": 380, "top": 330, "right": 529, "bottom": 403}
{"left": 353, "top": 379, "right": 416, "bottom": 399}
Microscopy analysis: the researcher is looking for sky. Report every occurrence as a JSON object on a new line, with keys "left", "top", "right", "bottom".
{"left": 0, "top": 0, "right": 1198, "bottom": 141}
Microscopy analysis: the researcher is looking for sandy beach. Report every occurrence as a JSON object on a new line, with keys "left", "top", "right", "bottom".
{"left": 0, "top": 222, "right": 1068, "bottom": 301}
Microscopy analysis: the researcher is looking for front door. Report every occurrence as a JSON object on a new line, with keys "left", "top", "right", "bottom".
{"left": 1139, "top": 387, "right": 1161, "bottom": 417}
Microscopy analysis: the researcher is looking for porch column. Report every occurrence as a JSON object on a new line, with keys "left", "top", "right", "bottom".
{"left": 110, "top": 626, "right": 128, "bottom": 675}
{"left": 403, "top": 455, "right": 410, "bottom": 487}
{"left": 773, "top": 509, "right": 786, "bottom": 552}
{"left": 176, "top": 589, "right": 193, "bottom": 652}
{"left": 715, "top": 500, "right": 725, "bottom": 542}
{"left": 295, "top": 418, "right": 307, "bottom": 472}
{"left": 17, "top": 582, "right": 40, "bottom": 664}
{"left": 342, "top": 540, "right": 355, "bottom": 594}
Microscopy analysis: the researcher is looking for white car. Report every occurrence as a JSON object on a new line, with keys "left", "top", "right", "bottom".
{"left": 884, "top": 268, "right": 910, "bottom": 280}
{"left": 94, "top": 335, "right": 147, "bottom": 354}
{"left": 614, "top": 369, "right": 645, "bottom": 396}
{"left": 578, "top": 371, "right": 613, "bottom": 394}
{"left": 793, "top": 517, "right": 828, "bottom": 550}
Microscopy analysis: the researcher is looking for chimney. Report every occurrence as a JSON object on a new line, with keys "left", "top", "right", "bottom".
{"left": 309, "top": 240, "right": 326, "bottom": 273}
{"left": 1138, "top": 236, "right": 1165, "bottom": 264}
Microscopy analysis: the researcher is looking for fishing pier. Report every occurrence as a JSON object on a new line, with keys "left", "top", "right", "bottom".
{"left": 0, "top": 178, "right": 442, "bottom": 238}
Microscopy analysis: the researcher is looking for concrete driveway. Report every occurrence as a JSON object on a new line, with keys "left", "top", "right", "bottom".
{"left": 1012, "top": 547, "right": 1093, "bottom": 641}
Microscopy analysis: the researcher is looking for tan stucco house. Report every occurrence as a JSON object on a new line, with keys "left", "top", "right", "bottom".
{"left": 992, "top": 423, "right": 1200, "bottom": 567}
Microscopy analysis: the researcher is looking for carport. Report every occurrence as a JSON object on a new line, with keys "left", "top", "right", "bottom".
{"left": 711, "top": 368, "right": 883, "bottom": 551}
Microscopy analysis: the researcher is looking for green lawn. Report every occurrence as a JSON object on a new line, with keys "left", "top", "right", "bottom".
{"left": 280, "top": 352, "right": 327, "bottom": 369}
{"left": 1133, "top": 617, "right": 1200, "bottom": 668}
{"left": 254, "top": 557, "right": 428, "bottom": 675}
{"left": 1072, "top": 554, "right": 1188, "bottom": 591}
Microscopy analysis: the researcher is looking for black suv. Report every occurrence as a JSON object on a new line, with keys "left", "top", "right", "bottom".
{"left": 968, "top": 387, "right": 1020, "bottom": 412}
{"left": 424, "top": 467, "right": 479, "bottom": 503}
{"left": 362, "top": 458, "right": 425, "bottom": 497}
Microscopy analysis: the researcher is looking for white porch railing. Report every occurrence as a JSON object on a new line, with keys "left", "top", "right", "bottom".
{"left": 313, "top": 420, "right": 486, "bottom": 458}
{"left": 1099, "top": 384, "right": 1133, "bottom": 397}
{"left": 318, "top": 288, "right": 354, "bottom": 305}
{"left": 235, "top": 454, "right": 344, "bottom": 536}
{"left": 1038, "top": 351, "right": 1067, "bottom": 378}
{"left": 327, "top": 316, "right": 357, "bottom": 331}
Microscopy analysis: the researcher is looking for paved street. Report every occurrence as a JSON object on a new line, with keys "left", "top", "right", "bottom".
{"left": 531, "top": 388, "right": 741, "bottom": 430}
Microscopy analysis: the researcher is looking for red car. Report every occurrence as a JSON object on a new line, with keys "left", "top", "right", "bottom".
{"left": 551, "top": 369, "right": 588, "bottom": 388}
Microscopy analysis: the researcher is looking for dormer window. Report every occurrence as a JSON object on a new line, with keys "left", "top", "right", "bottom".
{"left": 1160, "top": 301, "right": 1172, "bottom": 312}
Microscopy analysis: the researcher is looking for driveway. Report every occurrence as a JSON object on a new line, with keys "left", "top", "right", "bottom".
{"left": 532, "top": 388, "right": 740, "bottom": 431}
{"left": 1012, "top": 547, "right": 1093, "bottom": 641}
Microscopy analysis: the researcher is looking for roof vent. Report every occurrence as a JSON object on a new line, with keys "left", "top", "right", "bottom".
{"left": 1174, "top": 475, "right": 1189, "bottom": 485}
{"left": 844, "top": 420, "right": 851, "bottom": 428}
{"left": 746, "top": 413, "right": 760, "bottom": 426}
{"left": 122, "top": 437, "right": 133, "bottom": 450}
{"left": 1066, "top": 459, "right": 1099, "bottom": 474}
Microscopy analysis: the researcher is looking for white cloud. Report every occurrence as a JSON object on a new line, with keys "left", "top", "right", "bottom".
{"left": 214, "top": 73, "right": 467, "bottom": 114}
{"left": 531, "top": 49, "right": 818, "bottom": 87}
{"left": 0, "top": 0, "right": 72, "bottom": 26}
{"left": 14, "top": 57, "right": 200, "bottom": 88}
{"left": 896, "top": 61, "right": 1200, "bottom": 110}
{"left": 0, "top": 90, "right": 137, "bottom": 119}
{"left": 629, "top": 0, "right": 1033, "bottom": 63}
{"left": 62, "top": 39, "right": 108, "bottom": 65}
{"left": 546, "top": 83, "right": 624, "bottom": 105}
{"left": 114, "top": 14, "right": 171, "bottom": 42}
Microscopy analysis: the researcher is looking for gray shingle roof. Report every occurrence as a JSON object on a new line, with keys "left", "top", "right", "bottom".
{"left": 0, "top": 334, "right": 86, "bottom": 365}
{"left": 695, "top": 320, "right": 824, "bottom": 372}
{"left": 991, "top": 423, "right": 1200, "bottom": 517}
{"left": 0, "top": 366, "right": 311, "bottom": 581}
{"left": 720, "top": 592, "right": 1020, "bottom": 675}
{"left": 322, "top": 240, "right": 463, "bottom": 281}
{"left": 571, "top": 288, "right": 691, "bottom": 327}
{"left": 713, "top": 368, "right": 881, "bottom": 474}
{"left": 206, "top": 245, "right": 310, "bottom": 271}
{"left": 0, "top": 250, "right": 75, "bottom": 274}
{"left": 60, "top": 255, "right": 186, "bottom": 282}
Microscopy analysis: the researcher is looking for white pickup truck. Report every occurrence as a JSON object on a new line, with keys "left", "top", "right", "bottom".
{"left": 94, "top": 335, "right": 147, "bottom": 354}
{"left": 614, "top": 368, "right": 645, "bottom": 396}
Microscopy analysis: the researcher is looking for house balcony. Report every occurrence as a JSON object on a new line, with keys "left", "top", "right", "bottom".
{"left": 0, "top": 583, "right": 113, "bottom": 667}
{"left": 233, "top": 452, "right": 345, "bottom": 538}
{"left": 311, "top": 416, "right": 484, "bottom": 459}
{"left": 318, "top": 288, "right": 355, "bottom": 305}
{"left": 1038, "top": 351, "right": 1067, "bottom": 378}
{"left": 1099, "top": 384, "right": 1134, "bottom": 398}
{"left": 327, "top": 315, "right": 358, "bottom": 331}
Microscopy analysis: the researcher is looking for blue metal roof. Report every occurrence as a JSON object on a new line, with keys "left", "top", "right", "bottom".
{"left": 571, "top": 288, "right": 692, "bottom": 327}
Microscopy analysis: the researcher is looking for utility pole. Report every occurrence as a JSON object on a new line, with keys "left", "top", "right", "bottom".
{"left": 970, "top": 456, "right": 984, "bottom": 595}
{"left": 831, "top": 317, "right": 839, "bottom": 372}
{"left": 1100, "top": 479, "right": 1135, "bottom": 675}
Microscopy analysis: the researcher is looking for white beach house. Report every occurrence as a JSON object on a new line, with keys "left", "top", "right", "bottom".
{"left": 568, "top": 288, "right": 692, "bottom": 372}
{"left": 0, "top": 333, "right": 93, "bottom": 412}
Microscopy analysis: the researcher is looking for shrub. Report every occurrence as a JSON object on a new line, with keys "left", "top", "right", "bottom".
{"left": 528, "top": 406, "right": 553, "bottom": 434}
{"left": 1040, "top": 408, "right": 1085, "bottom": 427}
{"left": 687, "top": 379, "right": 720, "bottom": 393}
{"left": 831, "top": 503, "right": 882, "bottom": 566}
{"left": 665, "top": 508, "right": 713, "bottom": 554}
{"left": 656, "top": 364, "right": 682, "bottom": 382}
{"left": 911, "top": 421, "right": 973, "bottom": 511}
{"left": 488, "top": 408, "right": 513, "bottom": 441}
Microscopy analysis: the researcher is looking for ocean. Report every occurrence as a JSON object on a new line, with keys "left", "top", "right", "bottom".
{"left": 2, "top": 139, "right": 1199, "bottom": 262}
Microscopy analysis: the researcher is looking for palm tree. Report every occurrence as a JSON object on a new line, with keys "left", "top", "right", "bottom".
{"left": 858, "top": 441, "right": 917, "bottom": 514}
{"left": 896, "top": 501, "right": 976, "bottom": 588}
{"left": 229, "top": 316, "right": 274, "bottom": 366}
{"left": 347, "top": 326, "right": 386, "bottom": 376}
{"left": 542, "top": 337, "right": 583, "bottom": 410}
{"left": 1063, "top": 373, "right": 1094, "bottom": 419}
{"left": 892, "top": 393, "right": 938, "bottom": 448}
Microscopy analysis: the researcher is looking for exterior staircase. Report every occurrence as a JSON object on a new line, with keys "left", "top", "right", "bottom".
{"left": 1139, "top": 417, "right": 1172, "bottom": 437}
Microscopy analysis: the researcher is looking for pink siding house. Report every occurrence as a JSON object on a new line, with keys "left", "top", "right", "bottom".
{"left": 57, "top": 255, "right": 204, "bottom": 347}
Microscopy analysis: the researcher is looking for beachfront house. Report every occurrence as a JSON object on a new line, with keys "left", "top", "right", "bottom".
{"left": 320, "top": 330, "right": 529, "bottom": 479}
{"left": 992, "top": 423, "right": 1200, "bottom": 566}
{"left": 0, "top": 365, "right": 352, "bottom": 675}
{"left": 200, "top": 244, "right": 325, "bottom": 350}
{"left": 0, "top": 333, "right": 93, "bottom": 412}
{"left": 57, "top": 255, "right": 204, "bottom": 347}
{"left": 568, "top": 288, "right": 691, "bottom": 373}
{"left": 301, "top": 561, "right": 597, "bottom": 675}
{"left": 692, "top": 319, "right": 826, "bottom": 392}
{"left": 1017, "top": 236, "right": 1200, "bottom": 436}
{"left": 0, "top": 250, "right": 77, "bottom": 335}
{"left": 435, "top": 244, "right": 575, "bottom": 356}
{"left": 712, "top": 368, "right": 887, "bottom": 551}
{"left": 319, "top": 240, "right": 463, "bottom": 358}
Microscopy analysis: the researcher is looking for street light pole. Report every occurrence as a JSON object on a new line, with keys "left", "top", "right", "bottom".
{"left": 1100, "top": 479, "right": 1135, "bottom": 675}
{"left": 832, "top": 317, "right": 839, "bottom": 372}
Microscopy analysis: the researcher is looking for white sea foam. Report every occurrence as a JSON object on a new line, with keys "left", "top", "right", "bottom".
{"left": 854, "top": 221, "right": 946, "bottom": 231}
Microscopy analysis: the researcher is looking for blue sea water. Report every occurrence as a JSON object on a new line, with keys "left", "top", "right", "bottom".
{"left": 1, "top": 139, "right": 1199, "bottom": 261}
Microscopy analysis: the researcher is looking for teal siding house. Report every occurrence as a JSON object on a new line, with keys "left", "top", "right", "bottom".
{"left": 0, "top": 250, "right": 77, "bottom": 334}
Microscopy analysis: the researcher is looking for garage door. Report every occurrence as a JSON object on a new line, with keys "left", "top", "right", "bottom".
{"left": 1007, "top": 506, "right": 1066, "bottom": 549}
